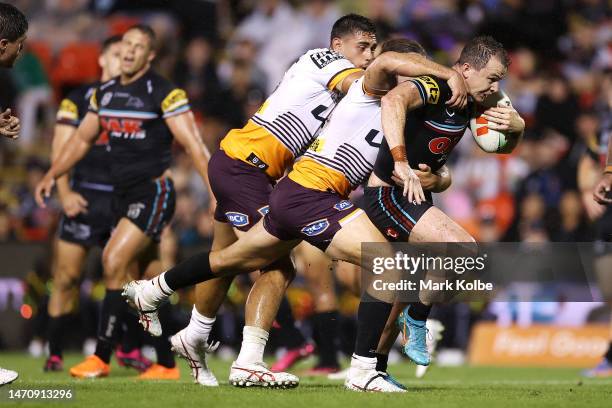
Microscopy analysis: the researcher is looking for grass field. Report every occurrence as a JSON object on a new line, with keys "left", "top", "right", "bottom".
{"left": 1, "top": 352, "right": 611, "bottom": 407}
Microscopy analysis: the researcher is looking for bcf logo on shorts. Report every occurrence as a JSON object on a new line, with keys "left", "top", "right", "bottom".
{"left": 333, "top": 200, "right": 354, "bottom": 211}
{"left": 127, "top": 203, "right": 145, "bottom": 219}
{"left": 301, "top": 219, "right": 330, "bottom": 236}
{"left": 226, "top": 212, "right": 249, "bottom": 227}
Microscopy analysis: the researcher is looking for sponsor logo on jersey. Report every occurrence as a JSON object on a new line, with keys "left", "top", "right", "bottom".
{"left": 385, "top": 227, "right": 399, "bottom": 239}
{"left": 246, "top": 152, "right": 269, "bottom": 171}
{"left": 101, "top": 118, "right": 145, "bottom": 139}
{"left": 414, "top": 76, "right": 440, "bottom": 105}
{"left": 301, "top": 219, "right": 330, "bottom": 236}
{"left": 226, "top": 212, "right": 249, "bottom": 227}
{"left": 258, "top": 205, "right": 270, "bottom": 216}
{"left": 127, "top": 96, "right": 145, "bottom": 108}
{"left": 308, "top": 137, "right": 325, "bottom": 153}
{"left": 101, "top": 92, "right": 113, "bottom": 107}
{"left": 127, "top": 203, "right": 146, "bottom": 219}
{"left": 333, "top": 200, "right": 354, "bottom": 211}
{"left": 310, "top": 50, "right": 344, "bottom": 69}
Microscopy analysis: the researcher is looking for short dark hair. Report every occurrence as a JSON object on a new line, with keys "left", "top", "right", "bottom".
{"left": 0, "top": 2, "right": 28, "bottom": 41}
{"left": 126, "top": 24, "right": 156, "bottom": 50}
{"left": 380, "top": 38, "right": 426, "bottom": 56}
{"left": 457, "top": 36, "right": 510, "bottom": 70}
{"left": 101, "top": 35, "right": 122, "bottom": 53}
{"left": 330, "top": 14, "right": 376, "bottom": 42}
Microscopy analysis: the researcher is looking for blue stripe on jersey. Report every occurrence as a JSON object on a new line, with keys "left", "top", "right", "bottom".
{"left": 99, "top": 109, "right": 159, "bottom": 119}
{"left": 377, "top": 188, "right": 410, "bottom": 233}
{"left": 425, "top": 120, "right": 466, "bottom": 131}
{"left": 408, "top": 79, "right": 427, "bottom": 104}
{"left": 146, "top": 180, "right": 162, "bottom": 233}
{"left": 155, "top": 178, "right": 171, "bottom": 234}
{"left": 162, "top": 104, "right": 191, "bottom": 118}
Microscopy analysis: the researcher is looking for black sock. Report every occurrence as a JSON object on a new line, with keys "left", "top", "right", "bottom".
{"left": 605, "top": 342, "right": 612, "bottom": 363}
{"left": 375, "top": 353, "right": 388, "bottom": 372}
{"left": 408, "top": 301, "right": 432, "bottom": 322}
{"left": 149, "top": 304, "right": 175, "bottom": 368}
{"left": 273, "top": 296, "right": 306, "bottom": 349}
{"left": 95, "top": 289, "right": 125, "bottom": 363}
{"left": 312, "top": 311, "right": 340, "bottom": 368}
{"left": 48, "top": 315, "right": 71, "bottom": 358}
{"left": 164, "top": 251, "right": 214, "bottom": 291}
{"left": 121, "top": 308, "right": 142, "bottom": 353}
{"left": 354, "top": 295, "right": 393, "bottom": 358}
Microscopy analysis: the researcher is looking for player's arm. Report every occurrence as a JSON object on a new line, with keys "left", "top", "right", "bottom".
{"left": 365, "top": 52, "right": 467, "bottom": 109}
{"left": 414, "top": 164, "right": 452, "bottom": 193}
{"left": 35, "top": 112, "right": 100, "bottom": 207}
{"left": 578, "top": 153, "right": 606, "bottom": 220}
{"left": 381, "top": 80, "right": 427, "bottom": 203}
{"left": 166, "top": 111, "right": 213, "bottom": 197}
{"left": 51, "top": 123, "right": 89, "bottom": 217}
{"left": 594, "top": 137, "right": 612, "bottom": 205}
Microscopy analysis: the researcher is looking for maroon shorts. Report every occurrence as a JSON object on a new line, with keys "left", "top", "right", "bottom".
{"left": 210, "top": 149, "right": 273, "bottom": 232}
{"left": 263, "top": 177, "right": 363, "bottom": 251}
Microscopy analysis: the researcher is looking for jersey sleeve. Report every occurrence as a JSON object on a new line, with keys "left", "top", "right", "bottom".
{"left": 56, "top": 97, "right": 79, "bottom": 127}
{"left": 56, "top": 89, "right": 82, "bottom": 127}
{"left": 407, "top": 75, "right": 450, "bottom": 106}
{"left": 305, "top": 50, "right": 363, "bottom": 91}
{"left": 87, "top": 87, "right": 100, "bottom": 114}
{"left": 156, "top": 78, "right": 191, "bottom": 119}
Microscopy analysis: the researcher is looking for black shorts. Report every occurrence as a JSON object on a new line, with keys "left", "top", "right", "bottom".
{"left": 113, "top": 177, "right": 176, "bottom": 242}
{"left": 210, "top": 149, "right": 273, "bottom": 232}
{"left": 58, "top": 184, "right": 114, "bottom": 248}
{"left": 362, "top": 186, "right": 433, "bottom": 242}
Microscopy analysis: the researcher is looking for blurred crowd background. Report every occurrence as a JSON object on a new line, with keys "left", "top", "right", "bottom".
{"left": 0, "top": 0, "right": 610, "bottom": 359}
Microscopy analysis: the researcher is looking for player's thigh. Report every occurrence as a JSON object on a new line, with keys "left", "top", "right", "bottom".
{"left": 213, "top": 220, "right": 239, "bottom": 250}
{"left": 102, "top": 218, "right": 152, "bottom": 282}
{"left": 325, "top": 211, "right": 388, "bottom": 266}
{"left": 295, "top": 242, "right": 337, "bottom": 311}
{"left": 335, "top": 261, "right": 361, "bottom": 296}
{"left": 410, "top": 206, "right": 475, "bottom": 244}
{"left": 53, "top": 239, "right": 88, "bottom": 287}
{"left": 211, "top": 219, "right": 300, "bottom": 274}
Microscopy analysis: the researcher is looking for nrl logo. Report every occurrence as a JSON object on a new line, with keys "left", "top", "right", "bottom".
{"left": 127, "top": 203, "right": 146, "bottom": 219}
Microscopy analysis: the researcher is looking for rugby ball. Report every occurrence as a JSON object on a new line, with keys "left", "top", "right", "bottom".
{"left": 470, "top": 90, "right": 513, "bottom": 153}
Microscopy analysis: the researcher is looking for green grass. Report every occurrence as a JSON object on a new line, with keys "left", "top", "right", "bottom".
{"left": 1, "top": 352, "right": 611, "bottom": 407}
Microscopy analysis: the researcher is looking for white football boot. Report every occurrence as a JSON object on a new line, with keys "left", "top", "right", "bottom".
{"left": 0, "top": 367, "right": 18, "bottom": 386}
{"left": 122, "top": 280, "right": 163, "bottom": 337}
{"left": 415, "top": 319, "right": 445, "bottom": 378}
{"left": 229, "top": 361, "right": 299, "bottom": 388}
{"left": 345, "top": 367, "right": 406, "bottom": 393}
{"left": 171, "top": 328, "right": 220, "bottom": 386}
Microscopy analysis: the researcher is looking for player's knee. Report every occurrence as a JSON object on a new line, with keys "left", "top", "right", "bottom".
{"left": 262, "top": 257, "right": 296, "bottom": 287}
{"left": 102, "top": 249, "right": 128, "bottom": 280}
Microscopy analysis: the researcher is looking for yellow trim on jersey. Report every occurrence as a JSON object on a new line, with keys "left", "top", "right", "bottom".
{"left": 288, "top": 157, "right": 351, "bottom": 198}
{"left": 162, "top": 89, "right": 189, "bottom": 113}
{"left": 327, "top": 68, "right": 363, "bottom": 91}
{"left": 220, "top": 119, "right": 292, "bottom": 180}
{"left": 57, "top": 98, "right": 79, "bottom": 121}
{"left": 413, "top": 76, "right": 440, "bottom": 104}
{"left": 339, "top": 208, "right": 364, "bottom": 227}
{"left": 89, "top": 89, "right": 98, "bottom": 111}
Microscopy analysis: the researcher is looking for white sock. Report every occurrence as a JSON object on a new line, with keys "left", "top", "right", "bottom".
{"left": 145, "top": 273, "right": 174, "bottom": 306}
{"left": 235, "top": 326, "right": 269, "bottom": 366}
{"left": 350, "top": 353, "right": 377, "bottom": 372}
{"left": 186, "top": 305, "right": 216, "bottom": 345}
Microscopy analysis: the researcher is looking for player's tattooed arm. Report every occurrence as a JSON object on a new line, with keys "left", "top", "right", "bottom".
{"left": 51, "top": 123, "right": 88, "bottom": 217}
{"left": 165, "top": 111, "right": 214, "bottom": 204}
{"left": 35, "top": 112, "right": 100, "bottom": 207}
{"left": 365, "top": 51, "right": 468, "bottom": 109}
{"left": 381, "top": 80, "right": 427, "bottom": 203}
